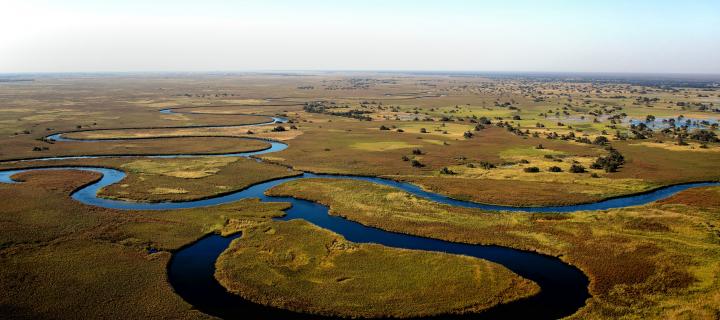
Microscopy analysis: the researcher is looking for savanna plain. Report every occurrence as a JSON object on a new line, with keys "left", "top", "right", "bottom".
{"left": 0, "top": 73, "right": 719, "bottom": 319}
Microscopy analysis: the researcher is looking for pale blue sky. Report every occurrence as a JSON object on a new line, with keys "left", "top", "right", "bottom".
{"left": 2, "top": 0, "right": 719, "bottom": 73}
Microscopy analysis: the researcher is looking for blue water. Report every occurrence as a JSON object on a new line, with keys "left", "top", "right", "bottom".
{"left": 2, "top": 110, "right": 718, "bottom": 319}
{"left": 628, "top": 117, "right": 719, "bottom": 130}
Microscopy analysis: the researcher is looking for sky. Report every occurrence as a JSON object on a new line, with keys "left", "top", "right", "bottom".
{"left": 1, "top": 0, "right": 719, "bottom": 74}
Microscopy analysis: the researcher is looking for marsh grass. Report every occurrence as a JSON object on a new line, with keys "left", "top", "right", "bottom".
{"left": 268, "top": 178, "right": 720, "bottom": 319}
{"left": 0, "top": 170, "right": 289, "bottom": 319}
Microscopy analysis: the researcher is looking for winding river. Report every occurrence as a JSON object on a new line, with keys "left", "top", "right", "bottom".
{"left": 1, "top": 110, "right": 718, "bottom": 319}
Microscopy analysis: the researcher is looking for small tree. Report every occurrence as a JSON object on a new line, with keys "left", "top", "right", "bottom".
{"left": 593, "top": 136, "right": 609, "bottom": 145}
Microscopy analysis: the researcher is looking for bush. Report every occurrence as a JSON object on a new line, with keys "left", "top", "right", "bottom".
{"left": 271, "top": 126, "right": 286, "bottom": 132}
{"left": 412, "top": 148, "right": 423, "bottom": 155}
{"left": 593, "top": 136, "right": 609, "bottom": 145}
{"left": 479, "top": 161, "right": 495, "bottom": 169}
{"left": 463, "top": 131, "right": 474, "bottom": 139}
{"left": 379, "top": 125, "right": 390, "bottom": 130}
{"left": 523, "top": 166, "right": 540, "bottom": 173}
{"left": 548, "top": 166, "right": 562, "bottom": 172}
{"left": 420, "top": 128, "right": 428, "bottom": 133}
{"left": 590, "top": 147, "right": 625, "bottom": 172}
{"left": 439, "top": 167, "right": 455, "bottom": 175}
{"left": 569, "top": 164, "right": 586, "bottom": 173}
{"left": 411, "top": 160, "right": 424, "bottom": 168}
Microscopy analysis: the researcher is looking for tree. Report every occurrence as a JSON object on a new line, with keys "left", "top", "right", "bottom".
{"left": 590, "top": 147, "right": 625, "bottom": 172}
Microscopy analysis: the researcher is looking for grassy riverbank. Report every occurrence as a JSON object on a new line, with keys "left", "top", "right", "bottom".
{"left": 267, "top": 178, "right": 720, "bottom": 319}
{"left": 0, "top": 169, "right": 289, "bottom": 318}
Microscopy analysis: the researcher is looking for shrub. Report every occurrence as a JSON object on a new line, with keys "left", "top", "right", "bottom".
{"left": 411, "top": 160, "right": 424, "bottom": 168}
{"left": 548, "top": 166, "right": 562, "bottom": 172}
{"left": 271, "top": 126, "right": 286, "bottom": 132}
{"left": 463, "top": 131, "right": 474, "bottom": 139}
{"left": 439, "top": 167, "right": 455, "bottom": 175}
{"left": 479, "top": 161, "right": 496, "bottom": 169}
{"left": 379, "top": 125, "right": 390, "bottom": 130}
{"left": 420, "top": 128, "right": 428, "bottom": 133}
{"left": 593, "top": 136, "right": 609, "bottom": 145}
{"left": 523, "top": 166, "right": 540, "bottom": 173}
{"left": 412, "top": 148, "right": 423, "bottom": 155}
{"left": 569, "top": 164, "right": 586, "bottom": 173}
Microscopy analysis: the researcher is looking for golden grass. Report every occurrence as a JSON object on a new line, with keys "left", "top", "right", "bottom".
{"left": 351, "top": 141, "right": 421, "bottom": 151}
{"left": 121, "top": 157, "right": 238, "bottom": 179}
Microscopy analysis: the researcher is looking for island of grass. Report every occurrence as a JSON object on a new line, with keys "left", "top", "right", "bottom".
{"left": 215, "top": 219, "right": 539, "bottom": 318}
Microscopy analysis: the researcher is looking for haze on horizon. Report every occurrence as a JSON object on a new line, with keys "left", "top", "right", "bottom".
{"left": 2, "top": 0, "right": 719, "bottom": 74}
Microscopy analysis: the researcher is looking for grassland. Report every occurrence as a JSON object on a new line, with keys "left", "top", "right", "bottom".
{"left": 0, "top": 169, "right": 289, "bottom": 319}
{"left": 267, "top": 178, "right": 720, "bottom": 319}
{"left": 1, "top": 73, "right": 719, "bottom": 319}
{"left": 215, "top": 219, "right": 538, "bottom": 318}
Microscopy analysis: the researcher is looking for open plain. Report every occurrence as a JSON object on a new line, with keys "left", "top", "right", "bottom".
{"left": 0, "top": 73, "right": 719, "bottom": 319}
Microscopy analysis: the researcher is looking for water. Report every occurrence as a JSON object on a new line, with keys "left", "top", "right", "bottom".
{"left": 628, "top": 117, "right": 719, "bottom": 130}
